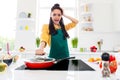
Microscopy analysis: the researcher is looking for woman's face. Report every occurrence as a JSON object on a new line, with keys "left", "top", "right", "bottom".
{"left": 51, "top": 9, "right": 62, "bottom": 25}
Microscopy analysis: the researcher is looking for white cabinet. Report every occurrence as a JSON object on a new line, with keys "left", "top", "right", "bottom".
{"left": 15, "top": 0, "right": 36, "bottom": 51}
{"left": 92, "top": 2, "right": 114, "bottom": 32}
{"left": 113, "top": 0, "right": 120, "bottom": 31}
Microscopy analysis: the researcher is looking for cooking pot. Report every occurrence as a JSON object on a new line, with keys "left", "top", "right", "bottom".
{"left": 24, "top": 56, "right": 75, "bottom": 69}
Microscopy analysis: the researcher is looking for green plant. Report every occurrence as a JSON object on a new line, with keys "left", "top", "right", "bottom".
{"left": 71, "top": 37, "right": 78, "bottom": 48}
{"left": 36, "top": 37, "right": 40, "bottom": 48}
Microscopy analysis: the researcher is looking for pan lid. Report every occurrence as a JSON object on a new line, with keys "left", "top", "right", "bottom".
{"left": 24, "top": 57, "right": 55, "bottom": 63}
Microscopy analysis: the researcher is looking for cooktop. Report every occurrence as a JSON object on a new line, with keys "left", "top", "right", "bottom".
{"left": 16, "top": 59, "right": 95, "bottom": 71}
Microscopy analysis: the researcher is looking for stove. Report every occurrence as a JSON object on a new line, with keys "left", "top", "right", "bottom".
{"left": 16, "top": 59, "right": 95, "bottom": 71}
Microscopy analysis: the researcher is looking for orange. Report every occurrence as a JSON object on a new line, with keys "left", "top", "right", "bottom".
{"left": 88, "top": 57, "right": 95, "bottom": 62}
{"left": 95, "top": 57, "right": 101, "bottom": 62}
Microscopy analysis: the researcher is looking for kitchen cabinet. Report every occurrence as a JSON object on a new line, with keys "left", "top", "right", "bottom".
{"left": 15, "top": 0, "right": 37, "bottom": 51}
{"left": 113, "top": 0, "right": 120, "bottom": 31}
{"left": 92, "top": 2, "right": 114, "bottom": 32}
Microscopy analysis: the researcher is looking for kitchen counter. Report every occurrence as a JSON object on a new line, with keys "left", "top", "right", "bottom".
{"left": 0, "top": 53, "right": 120, "bottom": 80}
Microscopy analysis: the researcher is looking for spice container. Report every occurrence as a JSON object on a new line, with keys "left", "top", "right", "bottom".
{"left": 101, "top": 52, "right": 111, "bottom": 77}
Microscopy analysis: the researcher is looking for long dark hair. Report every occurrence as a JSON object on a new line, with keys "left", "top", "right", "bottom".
{"left": 49, "top": 3, "right": 69, "bottom": 39}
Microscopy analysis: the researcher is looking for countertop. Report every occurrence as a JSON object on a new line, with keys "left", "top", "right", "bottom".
{"left": 0, "top": 52, "right": 120, "bottom": 80}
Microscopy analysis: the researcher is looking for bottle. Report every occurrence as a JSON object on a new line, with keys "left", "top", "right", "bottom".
{"left": 101, "top": 52, "right": 111, "bottom": 77}
{"left": 84, "top": 4, "right": 89, "bottom": 12}
{"left": 87, "top": 16, "right": 91, "bottom": 22}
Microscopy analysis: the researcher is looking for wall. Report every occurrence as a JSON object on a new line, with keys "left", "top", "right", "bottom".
{"left": 92, "top": 2, "right": 114, "bottom": 32}
{"left": 78, "top": 32, "right": 120, "bottom": 51}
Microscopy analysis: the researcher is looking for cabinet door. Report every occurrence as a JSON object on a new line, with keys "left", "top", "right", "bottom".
{"left": 92, "top": 2, "right": 114, "bottom": 32}
{"left": 114, "top": 0, "right": 120, "bottom": 31}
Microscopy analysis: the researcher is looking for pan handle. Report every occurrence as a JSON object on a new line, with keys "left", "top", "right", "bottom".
{"left": 56, "top": 56, "right": 75, "bottom": 62}
{"left": 63, "top": 56, "right": 75, "bottom": 60}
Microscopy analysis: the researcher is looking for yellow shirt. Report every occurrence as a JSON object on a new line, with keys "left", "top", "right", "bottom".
{"left": 40, "top": 22, "right": 77, "bottom": 46}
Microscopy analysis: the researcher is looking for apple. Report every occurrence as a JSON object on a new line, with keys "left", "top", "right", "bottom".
{"left": 0, "top": 63, "right": 7, "bottom": 72}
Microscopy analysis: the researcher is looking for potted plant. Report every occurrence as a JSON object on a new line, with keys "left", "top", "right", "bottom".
{"left": 71, "top": 37, "right": 78, "bottom": 48}
{"left": 36, "top": 37, "right": 40, "bottom": 48}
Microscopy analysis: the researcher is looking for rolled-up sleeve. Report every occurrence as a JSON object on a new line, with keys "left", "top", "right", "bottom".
{"left": 65, "top": 22, "right": 77, "bottom": 31}
{"left": 40, "top": 24, "right": 50, "bottom": 46}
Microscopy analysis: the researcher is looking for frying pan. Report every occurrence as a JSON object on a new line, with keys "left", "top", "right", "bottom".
{"left": 24, "top": 56, "right": 75, "bottom": 69}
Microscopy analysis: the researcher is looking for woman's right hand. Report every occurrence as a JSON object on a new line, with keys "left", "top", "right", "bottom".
{"left": 35, "top": 41, "right": 46, "bottom": 55}
{"left": 35, "top": 48, "right": 45, "bottom": 55}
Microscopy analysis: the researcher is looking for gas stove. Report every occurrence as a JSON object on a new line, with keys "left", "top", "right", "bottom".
{"left": 16, "top": 59, "right": 95, "bottom": 71}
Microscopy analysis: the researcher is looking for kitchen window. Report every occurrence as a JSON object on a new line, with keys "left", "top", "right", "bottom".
{"left": 0, "top": 0, "right": 17, "bottom": 51}
{"left": 36, "top": 0, "right": 79, "bottom": 47}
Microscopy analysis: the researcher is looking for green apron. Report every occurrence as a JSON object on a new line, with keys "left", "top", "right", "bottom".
{"left": 49, "top": 29, "right": 69, "bottom": 59}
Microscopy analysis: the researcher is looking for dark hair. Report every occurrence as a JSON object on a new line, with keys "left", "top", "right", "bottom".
{"left": 49, "top": 3, "right": 69, "bottom": 39}
{"left": 51, "top": 3, "right": 63, "bottom": 15}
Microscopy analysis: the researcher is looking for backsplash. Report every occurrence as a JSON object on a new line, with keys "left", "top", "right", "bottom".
{"left": 78, "top": 31, "right": 120, "bottom": 51}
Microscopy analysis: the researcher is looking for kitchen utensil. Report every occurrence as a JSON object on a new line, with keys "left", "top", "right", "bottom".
{"left": 24, "top": 56, "right": 75, "bottom": 69}
{"left": 7, "top": 43, "right": 10, "bottom": 55}
{"left": 3, "top": 58, "right": 12, "bottom": 66}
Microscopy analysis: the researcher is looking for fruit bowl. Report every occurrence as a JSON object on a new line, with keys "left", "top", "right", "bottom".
{"left": 1, "top": 54, "right": 13, "bottom": 66}
{"left": 3, "top": 58, "right": 12, "bottom": 66}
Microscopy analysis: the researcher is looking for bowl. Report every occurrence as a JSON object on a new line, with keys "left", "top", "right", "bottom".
{"left": 3, "top": 58, "right": 12, "bottom": 66}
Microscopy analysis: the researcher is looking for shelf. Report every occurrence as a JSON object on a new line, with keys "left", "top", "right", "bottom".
{"left": 80, "top": 2, "right": 94, "bottom": 32}
{"left": 16, "top": 27, "right": 35, "bottom": 32}
{"left": 79, "top": 31, "right": 120, "bottom": 34}
{"left": 80, "top": 22, "right": 93, "bottom": 28}
{"left": 15, "top": 31, "right": 35, "bottom": 33}
{"left": 16, "top": 18, "right": 35, "bottom": 21}
{"left": 81, "top": 21, "right": 93, "bottom": 24}
{"left": 80, "top": 2, "right": 92, "bottom": 7}
{"left": 80, "top": 12, "right": 92, "bottom": 16}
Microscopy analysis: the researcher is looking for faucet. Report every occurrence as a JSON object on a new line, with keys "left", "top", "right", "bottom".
{"left": 97, "top": 39, "right": 103, "bottom": 51}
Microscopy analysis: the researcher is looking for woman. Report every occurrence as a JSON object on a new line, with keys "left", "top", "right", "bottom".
{"left": 36, "top": 3, "right": 78, "bottom": 59}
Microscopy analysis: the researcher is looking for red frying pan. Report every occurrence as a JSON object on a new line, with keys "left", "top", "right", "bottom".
{"left": 24, "top": 57, "right": 75, "bottom": 69}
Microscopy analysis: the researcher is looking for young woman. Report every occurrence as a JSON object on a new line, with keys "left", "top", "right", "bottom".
{"left": 36, "top": 3, "right": 78, "bottom": 59}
